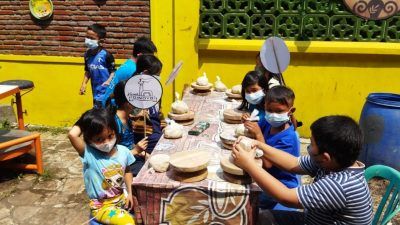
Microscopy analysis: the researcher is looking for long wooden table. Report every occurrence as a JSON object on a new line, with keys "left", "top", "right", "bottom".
{"left": 133, "top": 88, "right": 261, "bottom": 225}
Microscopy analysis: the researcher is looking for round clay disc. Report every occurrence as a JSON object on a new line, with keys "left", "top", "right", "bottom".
{"left": 223, "top": 171, "right": 253, "bottom": 185}
{"left": 214, "top": 86, "right": 227, "bottom": 92}
{"left": 169, "top": 168, "right": 208, "bottom": 183}
{"left": 224, "top": 118, "right": 242, "bottom": 124}
{"left": 170, "top": 150, "right": 210, "bottom": 173}
{"left": 168, "top": 111, "right": 195, "bottom": 121}
{"left": 220, "top": 155, "right": 262, "bottom": 176}
{"left": 175, "top": 119, "right": 195, "bottom": 126}
{"left": 225, "top": 89, "right": 242, "bottom": 99}
{"left": 223, "top": 108, "right": 244, "bottom": 121}
{"left": 221, "top": 142, "right": 233, "bottom": 150}
{"left": 191, "top": 89, "right": 212, "bottom": 96}
{"left": 220, "top": 155, "right": 245, "bottom": 176}
{"left": 219, "top": 131, "right": 237, "bottom": 145}
{"left": 191, "top": 82, "right": 213, "bottom": 90}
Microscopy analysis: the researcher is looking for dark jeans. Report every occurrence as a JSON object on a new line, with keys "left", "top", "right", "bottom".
{"left": 257, "top": 210, "right": 305, "bottom": 225}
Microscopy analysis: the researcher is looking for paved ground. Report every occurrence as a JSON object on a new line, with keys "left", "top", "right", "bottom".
{"left": 0, "top": 131, "right": 88, "bottom": 225}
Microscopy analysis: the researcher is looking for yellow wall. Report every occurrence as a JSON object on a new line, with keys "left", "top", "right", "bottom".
{"left": 0, "top": 55, "right": 125, "bottom": 126}
{"left": 199, "top": 41, "right": 400, "bottom": 137}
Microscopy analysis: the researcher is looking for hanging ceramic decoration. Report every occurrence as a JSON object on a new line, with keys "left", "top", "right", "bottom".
{"left": 29, "top": 0, "right": 53, "bottom": 20}
{"left": 343, "top": 0, "right": 400, "bottom": 20}
{"left": 260, "top": 37, "right": 290, "bottom": 74}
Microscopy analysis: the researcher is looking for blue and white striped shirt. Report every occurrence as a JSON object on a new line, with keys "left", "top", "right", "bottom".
{"left": 297, "top": 156, "right": 373, "bottom": 225}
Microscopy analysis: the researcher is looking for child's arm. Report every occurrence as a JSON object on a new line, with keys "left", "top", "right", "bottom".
{"left": 131, "top": 137, "right": 148, "bottom": 156}
{"left": 68, "top": 125, "right": 85, "bottom": 157}
{"left": 232, "top": 143, "right": 302, "bottom": 208}
{"left": 103, "top": 51, "right": 116, "bottom": 86}
{"left": 102, "top": 72, "right": 115, "bottom": 86}
{"left": 79, "top": 72, "right": 90, "bottom": 95}
{"left": 251, "top": 138, "right": 306, "bottom": 175}
{"left": 244, "top": 121, "right": 265, "bottom": 143}
{"left": 124, "top": 167, "right": 134, "bottom": 210}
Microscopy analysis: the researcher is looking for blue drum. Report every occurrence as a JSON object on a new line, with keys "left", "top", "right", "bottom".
{"left": 359, "top": 93, "right": 400, "bottom": 170}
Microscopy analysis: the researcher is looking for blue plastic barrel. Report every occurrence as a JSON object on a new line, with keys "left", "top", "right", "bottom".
{"left": 359, "top": 93, "right": 400, "bottom": 170}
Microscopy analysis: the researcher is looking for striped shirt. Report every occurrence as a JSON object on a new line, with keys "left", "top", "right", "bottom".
{"left": 297, "top": 156, "right": 373, "bottom": 225}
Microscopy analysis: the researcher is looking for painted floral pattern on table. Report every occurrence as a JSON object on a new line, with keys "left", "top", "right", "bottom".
{"left": 160, "top": 181, "right": 249, "bottom": 225}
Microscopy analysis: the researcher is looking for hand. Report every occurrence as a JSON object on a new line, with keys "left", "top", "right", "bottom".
{"left": 125, "top": 193, "right": 134, "bottom": 210}
{"left": 241, "top": 113, "right": 250, "bottom": 123}
{"left": 231, "top": 141, "right": 256, "bottom": 171}
{"left": 244, "top": 121, "right": 262, "bottom": 137}
{"left": 136, "top": 137, "right": 148, "bottom": 152}
{"left": 102, "top": 80, "right": 111, "bottom": 87}
{"left": 79, "top": 85, "right": 86, "bottom": 95}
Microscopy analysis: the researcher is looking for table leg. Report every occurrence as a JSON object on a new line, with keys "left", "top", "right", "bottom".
{"left": 15, "top": 92, "right": 25, "bottom": 130}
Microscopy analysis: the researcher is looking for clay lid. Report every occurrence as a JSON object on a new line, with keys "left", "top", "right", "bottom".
{"left": 168, "top": 111, "right": 195, "bottom": 121}
{"left": 223, "top": 108, "right": 244, "bottom": 121}
{"left": 220, "top": 131, "right": 237, "bottom": 145}
{"left": 191, "top": 82, "right": 213, "bottom": 90}
{"left": 220, "top": 155, "right": 262, "bottom": 176}
{"left": 225, "top": 89, "right": 242, "bottom": 99}
{"left": 170, "top": 150, "right": 210, "bottom": 173}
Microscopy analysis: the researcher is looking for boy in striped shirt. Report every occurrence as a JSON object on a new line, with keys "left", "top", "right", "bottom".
{"left": 232, "top": 115, "right": 373, "bottom": 225}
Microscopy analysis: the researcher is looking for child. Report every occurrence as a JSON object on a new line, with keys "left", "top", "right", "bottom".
{"left": 131, "top": 54, "right": 163, "bottom": 174}
{"left": 255, "top": 52, "right": 285, "bottom": 89}
{"left": 101, "top": 37, "right": 157, "bottom": 107}
{"left": 244, "top": 86, "right": 300, "bottom": 211}
{"left": 238, "top": 70, "right": 268, "bottom": 120}
{"left": 113, "top": 80, "right": 149, "bottom": 176}
{"left": 68, "top": 108, "right": 136, "bottom": 224}
{"left": 80, "top": 24, "right": 116, "bottom": 108}
{"left": 232, "top": 115, "right": 373, "bottom": 225}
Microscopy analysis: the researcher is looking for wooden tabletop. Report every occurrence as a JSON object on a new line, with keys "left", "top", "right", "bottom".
{"left": 133, "top": 88, "right": 261, "bottom": 193}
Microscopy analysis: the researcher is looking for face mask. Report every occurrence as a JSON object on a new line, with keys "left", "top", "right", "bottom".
{"left": 85, "top": 38, "right": 99, "bottom": 50}
{"left": 245, "top": 89, "right": 265, "bottom": 105}
{"left": 91, "top": 137, "right": 116, "bottom": 153}
{"left": 264, "top": 111, "right": 290, "bottom": 127}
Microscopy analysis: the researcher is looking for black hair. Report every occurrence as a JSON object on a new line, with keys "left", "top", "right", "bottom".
{"left": 265, "top": 86, "right": 295, "bottom": 107}
{"left": 134, "top": 54, "right": 163, "bottom": 76}
{"left": 113, "top": 81, "right": 129, "bottom": 109}
{"left": 310, "top": 115, "right": 363, "bottom": 169}
{"left": 238, "top": 70, "right": 268, "bottom": 111}
{"left": 254, "top": 53, "right": 286, "bottom": 88}
{"left": 88, "top": 24, "right": 106, "bottom": 39}
{"left": 132, "top": 36, "right": 157, "bottom": 57}
{"left": 75, "top": 108, "right": 119, "bottom": 144}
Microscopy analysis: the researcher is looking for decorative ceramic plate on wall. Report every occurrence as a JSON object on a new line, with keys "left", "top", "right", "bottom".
{"left": 344, "top": 0, "right": 400, "bottom": 20}
{"left": 29, "top": 0, "right": 53, "bottom": 20}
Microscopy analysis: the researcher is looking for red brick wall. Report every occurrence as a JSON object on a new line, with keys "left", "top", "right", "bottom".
{"left": 0, "top": 0, "right": 150, "bottom": 58}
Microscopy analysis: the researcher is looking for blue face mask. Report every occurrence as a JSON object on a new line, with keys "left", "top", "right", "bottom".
{"left": 85, "top": 38, "right": 99, "bottom": 50}
{"left": 245, "top": 89, "right": 265, "bottom": 105}
{"left": 264, "top": 111, "right": 290, "bottom": 127}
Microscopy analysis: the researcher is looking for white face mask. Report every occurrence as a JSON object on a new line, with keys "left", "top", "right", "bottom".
{"left": 85, "top": 38, "right": 99, "bottom": 50}
{"left": 264, "top": 111, "right": 290, "bottom": 127}
{"left": 245, "top": 89, "right": 265, "bottom": 105}
{"left": 91, "top": 137, "right": 116, "bottom": 153}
